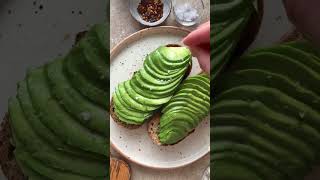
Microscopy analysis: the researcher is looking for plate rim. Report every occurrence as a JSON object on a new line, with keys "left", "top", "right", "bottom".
{"left": 110, "top": 26, "right": 210, "bottom": 170}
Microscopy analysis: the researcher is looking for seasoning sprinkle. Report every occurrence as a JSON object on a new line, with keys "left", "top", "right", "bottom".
{"left": 137, "top": 0, "right": 163, "bottom": 23}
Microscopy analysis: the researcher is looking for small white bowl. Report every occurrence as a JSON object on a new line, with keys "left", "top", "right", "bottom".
{"left": 129, "top": 0, "right": 172, "bottom": 26}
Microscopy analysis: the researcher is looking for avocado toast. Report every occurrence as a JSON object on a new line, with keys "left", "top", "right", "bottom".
{"left": 111, "top": 46, "right": 192, "bottom": 129}
{"left": 211, "top": 0, "right": 263, "bottom": 80}
{"left": 148, "top": 73, "right": 210, "bottom": 145}
{"left": 211, "top": 40, "right": 320, "bottom": 180}
{"left": 0, "top": 24, "right": 108, "bottom": 180}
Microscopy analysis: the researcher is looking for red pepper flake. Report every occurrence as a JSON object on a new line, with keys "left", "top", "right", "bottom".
{"left": 137, "top": 0, "right": 163, "bottom": 23}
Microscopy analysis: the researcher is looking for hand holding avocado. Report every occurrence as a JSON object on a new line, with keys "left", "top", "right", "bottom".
{"left": 183, "top": 21, "right": 210, "bottom": 74}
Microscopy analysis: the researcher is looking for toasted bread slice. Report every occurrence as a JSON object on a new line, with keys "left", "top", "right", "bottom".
{"left": 0, "top": 114, "right": 26, "bottom": 180}
{"left": 147, "top": 113, "right": 162, "bottom": 146}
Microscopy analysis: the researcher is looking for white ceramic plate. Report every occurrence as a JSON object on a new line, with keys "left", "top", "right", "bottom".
{"left": 110, "top": 26, "right": 210, "bottom": 169}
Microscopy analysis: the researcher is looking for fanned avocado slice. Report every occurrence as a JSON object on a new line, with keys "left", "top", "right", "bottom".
{"left": 211, "top": 0, "right": 260, "bottom": 80}
{"left": 212, "top": 152, "right": 284, "bottom": 180}
{"left": 64, "top": 53, "right": 107, "bottom": 108}
{"left": 12, "top": 134, "right": 51, "bottom": 180}
{"left": 157, "top": 74, "right": 210, "bottom": 145}
{"left": 217, "top": 85, "right": 320, "bottom": 136}
{"left": 211, "top": 41, "right": 320, "bottom": 180}
{"left": 7, "top": 24, "right": 109, "bottom": 179}
{"left": 15, "top": 148, "right": 50, "bottom": 180}
{"left": 123, "top": 80, "right": 172, "bottom": 106}
{"left": 213, "top": 160, "right": 263, "bottom": 180}
{"left": 112, "top": 46, "right": 192, "bottom": 126}
{"left": 46, "top": 59, "right": 107, "bottom": 136}
{"left": 67, "top": 44, "right": 107, "bottom": 90}
{"left": 71, "top": 25, "right": 108, "bottom": 83}
{"left": 8, "top": 97, "right": 106, "bottom": 177}
{"left": 214, "top": 69, "right": 320, "bottom": 112}
{"left": 27, "top": 67, "right": 107, "bottom": 156}
{"left": 213, "top": 114, "right": 296, "bottom": 178}
{"left": 15, "top": 150, "right": 105, "bottom": 180}
{"left": 17, "top": 80, "right": 104, "bottom": 160}
{"left": 212, "top": 125, "right": 307, "bottom": 179}
{"left": 234, "top": 52, "right": 320, "bottom": 95}
{"left": 80, "top": 39, "right": 108, "bottom": 81}
{"left": 116, "top": 82, "right": 158, "bottom": 112}
{"left": 213, "top": 96, "right": 316, "bottom": 162}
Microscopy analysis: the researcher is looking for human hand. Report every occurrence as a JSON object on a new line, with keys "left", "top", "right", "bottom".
{"left": 283, "top": 0, "right": 320, "bottom": 46}
{"left": 182, "top": 21, "right": 210, "bottom": 74}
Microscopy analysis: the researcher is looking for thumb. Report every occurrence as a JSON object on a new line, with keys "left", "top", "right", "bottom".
{"left": 189, "top": 46, "right": 210, "bottom": 74}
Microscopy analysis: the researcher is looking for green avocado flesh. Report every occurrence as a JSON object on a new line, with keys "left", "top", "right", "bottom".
{"left": 8, "top": 24, "right": 108, "bottom": 179}
{"left": 211, "top": 40, "right": 320, "bottom": 180}
{"left": 211, "top": 0, "right": 257, "bottom": 80}
{"left": 158, "top": 74, "right": 210, "bottom": 145}
{"left": 113, "top": 46, "right": 192, "bottom": 125}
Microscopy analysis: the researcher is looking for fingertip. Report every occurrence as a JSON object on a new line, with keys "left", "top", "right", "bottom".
{"left": 189, "top": 46, "right": 210, "bottom": 74}
{"left": 182, "top": 33, "right": 195, "bottom": 46}
{"left": 183, "top": 27, "right": 210, "bottom": 46}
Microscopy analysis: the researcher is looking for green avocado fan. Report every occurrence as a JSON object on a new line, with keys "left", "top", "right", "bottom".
{"left": 157, "top": 73, "right": 210, "bottom": 145}
{"left": 211, "top": 0, "right": 261, "bottom": 80}
{"left": 211, "top": 40, "right": 320, "bottom": 180}
{"left": 112, "top": 46, "right": 192, "bottom": 127}
{"left": 8, "top": 24, "right": 109, "bottom": 180}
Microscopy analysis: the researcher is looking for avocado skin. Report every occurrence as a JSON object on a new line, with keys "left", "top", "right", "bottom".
{"left": 113, "top": 46, "right": 192, "bottom": 126}
{"left": 8, "top": 24, "right": 109, "bottom": 179}
{"left": 158, "top": 74, "right": 210, "bottom": 145}
{"left": 211, "top": 41, "right": 320, "bottom": 180}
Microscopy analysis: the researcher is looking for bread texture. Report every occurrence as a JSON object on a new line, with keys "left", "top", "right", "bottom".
{"left": 0, "top": 115, "right": 26, "bottom": 180}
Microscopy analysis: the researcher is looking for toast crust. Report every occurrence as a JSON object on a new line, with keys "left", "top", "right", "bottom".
{"left": 0, "top": 114, "right": 26, "bottom": 180}
{"left": 147, "top": 113, "right": 162, "bottom": 146}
